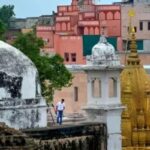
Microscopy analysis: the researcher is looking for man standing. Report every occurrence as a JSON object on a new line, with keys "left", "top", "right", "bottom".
{"left": 56, "top": 99, "right": 65, "bottom": 125}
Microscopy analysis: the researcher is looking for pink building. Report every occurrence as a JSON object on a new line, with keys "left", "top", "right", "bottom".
{"left": 36, "top": 0, "right": 122, "bottom": 64}
{"left": 36, "top": 0, "right": 150, "bottom": 116}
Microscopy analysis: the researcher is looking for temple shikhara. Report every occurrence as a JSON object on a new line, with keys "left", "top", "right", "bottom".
{"left": 121, "top": 11, "right": 150, "bottom": 149}
{"left": 36, "top": 0, "right": 122, "bottom": 64}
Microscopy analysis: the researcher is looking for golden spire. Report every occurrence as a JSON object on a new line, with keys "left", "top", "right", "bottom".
{"left": 127, "top": 9, "right": 140, "bottom": 66}
{"left": 121, "top": 8, "right": 150, "bottom": 149}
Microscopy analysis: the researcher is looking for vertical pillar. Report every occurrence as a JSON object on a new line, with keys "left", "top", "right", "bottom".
{"left": 101, "top": 74, "right": 109, "bottom": 104}
{"left": 106, "top": 110, "right": 122, "bottom": 150}
{"left": 87, "top": 77, "right": 92, "bottom": 105}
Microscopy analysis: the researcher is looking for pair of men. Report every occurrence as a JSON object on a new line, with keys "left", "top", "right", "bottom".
{"left": 55, "top": 99, "right": 65, "bottom": 125}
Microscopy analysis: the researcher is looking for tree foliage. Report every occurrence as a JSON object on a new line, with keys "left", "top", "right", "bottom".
{"left": 13, "top": 32, "right": 73, "bottom": 102}
{"left": 0, "top": 5, "right": 15, "bottom": 28}
{"left": 0, "top": 19, "right": 6, "bottom": 40}
{"left": 0, "top": 5, "right": 15, "bottom": 40}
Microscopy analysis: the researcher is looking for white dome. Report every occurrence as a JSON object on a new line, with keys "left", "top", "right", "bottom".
{"left": 0, "top": 41, "right": 41, "bottom": 99}
{"left": 0, "top": 41, "right": 47, "bottom": 129}
{"left": 92, "top": 36, "right": 115, "bottom": 61}
{"left": 0, "top": 40, "right": 36, "bottom": 76}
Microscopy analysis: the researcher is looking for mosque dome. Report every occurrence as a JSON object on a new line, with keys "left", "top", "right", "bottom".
{"left": 0, "top": 41, "right": 41, "bottom": 99}
{"left": 0, "top": 41, "right": 47, "bottom": 129}
{"left": 92, "top": 35, "right": 115, "bottom": 61}
{"left": 0, "top": 41, "right": 36, "bottom": 76}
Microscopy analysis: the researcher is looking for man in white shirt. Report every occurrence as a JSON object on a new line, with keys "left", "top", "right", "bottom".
{"left": 56, "top": 99, "right": 65, "bottom": 125}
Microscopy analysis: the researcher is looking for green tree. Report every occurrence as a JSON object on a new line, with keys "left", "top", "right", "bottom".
{"left": 0, "top": 5, "right": 15, "bottom": 28}
{"left": 13, "top": 32, "right": 72, "bottom": 102}
{"left": 0, "top": 5, "right": 15, "bottom": 40}
{"left": 0, "top": 19, "right": 6, "bottom": 40}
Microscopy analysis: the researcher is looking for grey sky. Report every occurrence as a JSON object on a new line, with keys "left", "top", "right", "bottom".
{"left": 0, "top": 0, "right": 121, "bottom": 18}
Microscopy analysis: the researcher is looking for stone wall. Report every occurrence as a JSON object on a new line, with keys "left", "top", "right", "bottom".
{"left": 9, "top": 15, "right": 55, "bottom": 30}
{"left": 35, "top": 135, "right": 105, "bottom": 150}
{"left": 0, "top": 123, "right": 36, "bottom": 150}
{"left": 0, "top": 122, "right": 106, "bottom": 150}
{"left": 23, "top": 123, "right": 107, "bottom": 150}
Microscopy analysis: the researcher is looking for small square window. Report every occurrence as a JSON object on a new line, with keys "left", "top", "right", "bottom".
{"left": 74, "top": 87, "right": 78, "bottom": 102}
{"left": 64, "top": 52, "right": 69, "bottom": 62}
{"left": 139, "top": 22, "right": 143, "bottom": 31}
{"left": 71, "top": 53, "right": 76, "bottom": 62}
{"left": 148, "top": 22, "right": 150, "bottom": 30}
{"left": 127, "top": 26, "right": 130, "bottom": 32}
{"left": 134, "top": 26, "right": 137, "bottom": 32}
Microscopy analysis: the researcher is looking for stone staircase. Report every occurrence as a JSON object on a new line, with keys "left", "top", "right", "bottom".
{"left": 47, "top": 108, "right": 86, "bottom": 126}
{"left": 63, "top": 113, "right": 86, "bottom": 125}
{"left": 47, "top": 106, "right": 56, "bottom": 126}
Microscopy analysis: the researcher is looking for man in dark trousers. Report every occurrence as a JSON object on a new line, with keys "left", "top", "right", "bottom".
{"left": 56, "top": 99, "right": 65, "bottom": 125}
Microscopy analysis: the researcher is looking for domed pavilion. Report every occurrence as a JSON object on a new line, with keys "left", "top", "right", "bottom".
{"left": 81, "top": 34, "right": 124, "bottom": 150}
{"left": 86, "top": 35, "right": 120, "bottom": 66}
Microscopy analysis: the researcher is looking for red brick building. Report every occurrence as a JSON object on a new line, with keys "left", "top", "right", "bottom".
{"left": 36, "top": 0, "right": 122, "bottom": 64}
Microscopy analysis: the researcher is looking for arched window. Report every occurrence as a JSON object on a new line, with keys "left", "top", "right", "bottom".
{"left": 95, "top": 27, "right": 99, "bottom": 35}
{"left": 108, "top": 77, "right": 117, "bottom": 97}
{"left": 99, "top": 12, "right": 105, "bottom": 20}
{"left": 114, "top": 11, "right": 120, "bottom": 20}
{"left": 84, "top": 27, "right": 89, "bottom": 35}
{"left": 67, "top": 22, "right": 70, "bottom": 30}
{"left": 92, "top": 79, "right": 101, "bottom": 98}
{"left": 62, "top": 22, "right": 67, "bottom": 31}
{"left": 107, "top": 12, "right": 113, "bottom": 20}
{"left": 56, "top": 23, "right": 61, "bottom": 31}
{"left": 89, "top": 27, "right": 94, "bottom": 35}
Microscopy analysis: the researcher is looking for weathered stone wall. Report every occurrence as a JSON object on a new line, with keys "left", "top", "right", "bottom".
{"left": 0, "top": 122, "right": 107, "bottom": 150}
{"left": 23, "top": 123, "right": 107, "bottom": 150}
{"left": 0, "top": 123, "right": 36, "bottom": 150}
{"left": 35, "top": 135, "right": 105, "bottom": 150}
{"left": 9, "top": 15, "right": 55, "bottom": 30}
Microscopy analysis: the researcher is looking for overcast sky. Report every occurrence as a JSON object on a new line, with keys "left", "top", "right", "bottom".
{"left": 0, "top": 0, "right": 121, "bottom": 18}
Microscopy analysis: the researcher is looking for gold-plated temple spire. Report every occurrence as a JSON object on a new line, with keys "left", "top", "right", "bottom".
{"left": 121, "top": 8, "right": 150, "bottom": 150}
{"left": 127, "top": 27, "right": 140, "bottom": 66}
{"left": 126, "top": 9, "right": 140, "bottom": 66}
{"left": 128, "top": 9, "right": 135, "bottom": 34}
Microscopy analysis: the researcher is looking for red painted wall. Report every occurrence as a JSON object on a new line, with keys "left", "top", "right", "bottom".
{"left": 36, "top": 1, "right": 122, "bottom": 64}
{"left": 54, "top": 35, "right": 85, "bottom": 64}
{"left": 36, "top": 26, "right": 54, "bottom": 52}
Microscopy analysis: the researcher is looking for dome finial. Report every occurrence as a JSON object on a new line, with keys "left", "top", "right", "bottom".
{"left": 99, "top": 25, "right": 107, "bottom": 44}
{"left": 99, "top": 35, "right": 107, "bottom": 44}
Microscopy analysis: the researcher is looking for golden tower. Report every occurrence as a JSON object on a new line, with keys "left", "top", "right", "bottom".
{"left": 121, "top": 10, "right": 150, "bottom": 150}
